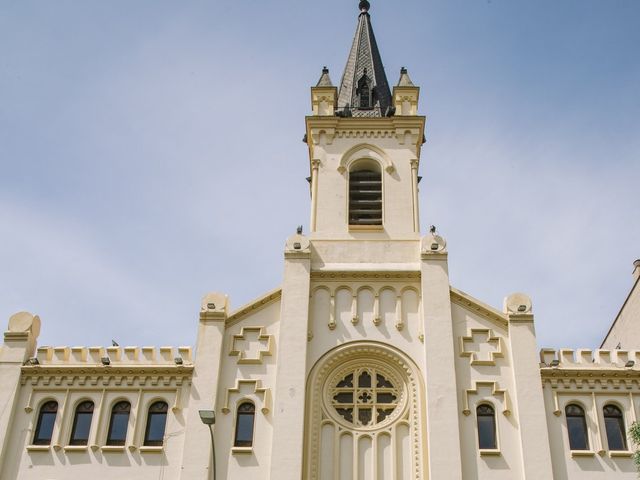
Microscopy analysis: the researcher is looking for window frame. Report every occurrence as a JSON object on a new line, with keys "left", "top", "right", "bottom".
{"left": 32, "top": 400, "right": 58, "bottom": 446}
{"left": 234, "top": 401, "right": 256, "bottom": 448}
{"left": 143, "top": 400, "right": 169, "bottom": 447}
{"left": 69, "top": 400, "right": 94, "bottom": 446}
{"left": 106, "top": 400, "right": 131, "bottom": 446}
{"left": 603, "top": 403, "right": 628, "bottom": 451}
{"left": 565, "top": 403, "right": 590, "bottom": 451}
{"left": 476, "top": 403, "right": 498, "bottom": 451}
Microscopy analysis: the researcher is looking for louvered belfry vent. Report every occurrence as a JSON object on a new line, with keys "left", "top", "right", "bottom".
{"left": 349, "top": 169, "right": 382, "bottom": 225}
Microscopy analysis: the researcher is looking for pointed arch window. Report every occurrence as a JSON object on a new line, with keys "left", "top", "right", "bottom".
{"left": 234, "top": 402, "right": 256, "bottom": 447}
{"left": 565, "top": 404, "right": 589, "bottom": 450}
{"left": 476, "top": 404, "right": 497, "bottom": 450}
{"left": 69, "top": 401, "right": 94, "bottom": 445}
{"left": 144, "top": 401, "right": 168, "bottom": 446}
{"left": 106, "top": 401, "right": 131, "bottom": 446}
{"left": 349, "top": 163, "right": 382, "bottom": 226}
{"left": 603, "top": 404, "right": 627, "bottom": 451}
{"left": 33, "top": 401, "right": 58, "bottom": 445}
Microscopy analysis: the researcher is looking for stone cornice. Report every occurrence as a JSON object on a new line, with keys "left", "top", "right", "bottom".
{"left": 310, "top": 271, "right": 420, "bottom": 281}
{"left": 540, "top": 368, "right": 640, "bottom": 391}
{"left": 305, "top": 115, "right": 426, "bottom": 161}
{"left": 20, "top": 365, "right": 193, "bottom": 387}
{"left": 450, "top": 287, "right": 508, "bottom": 329}
{"left": 226, "top": 288, "right": 282, "bottom": 327}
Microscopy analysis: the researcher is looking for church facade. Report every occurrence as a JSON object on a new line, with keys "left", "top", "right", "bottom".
{"left": 1, "top": 2, "right": 639, "bottom": 479}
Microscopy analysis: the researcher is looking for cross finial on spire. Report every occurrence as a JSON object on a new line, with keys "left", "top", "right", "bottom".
{"left": 359, "top": 0, "right": 370, "bottom": 13}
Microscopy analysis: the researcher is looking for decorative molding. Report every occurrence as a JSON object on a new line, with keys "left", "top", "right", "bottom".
{"left": 459, "top": 329, "right": 504, "bottom": 366}
{"left": 462, "top": 381, "right": 511, "bottom": 416}
{"left": 334, "top": 130, "right": 396, "bottom": 140}
{"left": 337, "top": 143, "right": 395, "bottom": 174}
{"left": 311, "top": 271, "right": 420, "bottom": 281}
{"left": 20, "top": 366, "right": 192, "bottom": 388}
{"left": 222, "top": 380, "right": 271, "bottom": 415}
{"left": 541, "top": 372, "right": 640, "bottom": 391}
{"left": 226, "top": 288, "right": 282, "bottom": 327}
{"left": 229, "top": 327, "right": 273, "bottom": 365}
{"left": 450, "top": 287, "right": 508, "bottom": 328}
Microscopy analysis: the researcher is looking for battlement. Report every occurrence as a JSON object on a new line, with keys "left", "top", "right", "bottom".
{"left": 540, "top": 348, "right": 640, "bottom": 370}
{"left": 34, "top": 345, "right": 193, "bottom": 367}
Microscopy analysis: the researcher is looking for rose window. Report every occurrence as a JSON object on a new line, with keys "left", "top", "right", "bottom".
{"left": 329, "top": 368, "right": 400, "bottom": 428}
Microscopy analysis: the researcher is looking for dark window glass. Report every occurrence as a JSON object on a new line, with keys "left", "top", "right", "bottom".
{"left": 69, "top": 401, "right": 94, "bottom": 445}
{"left": 33, "top": 401, "right": 58, "bottom": 445}
{"left": 359, "top": 86, "right": 371, "bottom": 108}
{"left": 603, "top": 405, "right": 627, "bottom": 451}
{"left": 234, "top": 402, "right": 255, "bottom": 447}
{"left": 144, "top": 401, "right": 168, "bottom": 446}
{"left": 106, "top": 401, "right": 131, "bottom": 446}
{"left": 477, "top": 404, "right": 497, "bottom": 450}
{"left": 566, "top": 404, "right": 589, "bottom": 450}
{"left": 349, "top": 169, "right": 382, "bottom": 226}
{"left": 357, "top": 73, "right": 372, "bottom": 109}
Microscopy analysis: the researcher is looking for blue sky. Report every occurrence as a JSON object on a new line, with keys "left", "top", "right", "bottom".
{"left": 1, "top": 0, "right": 638, "bottom": 350}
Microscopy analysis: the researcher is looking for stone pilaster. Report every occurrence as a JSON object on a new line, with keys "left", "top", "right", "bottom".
{"left": 505, "top": 293, "right": 554, "bottom": 479}
{"left": 268, "top": 234, "right": 312, "bottom": 479}
{"left": 420, "top": 235, "right": 463, "bottom": 479}
{"left": 0, "top": 312, "right": 40, "bottom": 469}
{"left": 180, "top": 293, "right": 228, "bottom": 480}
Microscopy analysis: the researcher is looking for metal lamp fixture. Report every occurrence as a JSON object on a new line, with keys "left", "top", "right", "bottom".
{"left": 199, "top": 410, "right": 217, "bottom": 480}
{"left": 199, "top": 410, "right": 215, "bottom": 425}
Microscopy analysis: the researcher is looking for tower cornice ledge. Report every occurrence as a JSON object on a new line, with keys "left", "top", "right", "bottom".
{"left": 305, "top": 115, "right": 425, "bottom": 134}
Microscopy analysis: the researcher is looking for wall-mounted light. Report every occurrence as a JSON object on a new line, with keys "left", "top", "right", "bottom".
{"left": 517, "top": 305, "right": 527, "bottom": 312}
{"left": 550, "top": 359, "right": 560, "bottom": 367}
{"left": 625, "top": 360, "right": 635, "bottom": 368}
{"left": 174, "top": 357, "right": 184, "bottom": 366}
{"left": 101, "top": 357, "right": 111, "bottom": 366}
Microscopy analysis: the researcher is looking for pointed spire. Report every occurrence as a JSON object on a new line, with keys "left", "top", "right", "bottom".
{"left": 338, "top": 0, "right": 392, "bottom": 117}
{"left": 316, "top": 66, "right": 334, "bottom": 87}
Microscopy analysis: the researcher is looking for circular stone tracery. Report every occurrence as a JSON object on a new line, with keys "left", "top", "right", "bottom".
{"left": 323, "top": 358, "right": 407, "bottom": 430}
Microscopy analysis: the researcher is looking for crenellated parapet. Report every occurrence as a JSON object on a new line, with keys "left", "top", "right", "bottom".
{"left": 22, "top": 346, "right": 194, "bottom": 390}
{"left": 539, "top": 348, "right": 640, "bottom": 392}
{"left": 540, "top": 348, "right": 640, "bottom": 371}
{"left": 34, "top": 345, "right": 192, "bottom": 366}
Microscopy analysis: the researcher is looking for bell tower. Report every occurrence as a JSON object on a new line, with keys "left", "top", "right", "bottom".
{"left": 306, "top": 0, "right": 425, "bottom": 255}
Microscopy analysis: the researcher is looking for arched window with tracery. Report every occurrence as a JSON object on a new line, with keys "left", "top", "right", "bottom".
{"left": 33, "top": 400, "right": 58, "bottom": 445}
{"left": 106, "top": 401, "right": 130, "bottom": 446}
{"left": 305, "top": 344, "right": 424, "bottom": 479}
{"left": 476, "top": 404, "right": 497, "bottom": 450}
{"left": 349, "top": 161, "right": 382, "bottom": 227}
{"left": 603, "top": 404, "right": 627, "bottom": 451}
{"left": 565, "top": 404, "right": 589, "bottom": 450}
{"left": 330, "top": 368, "right": 400, "bottom": 427}
{"left": 144, "top": 401, "right": 168, "bottom": 446}
{"left": 69, "top": 400, "right": 94, "bottom": 445}
{"left": 234, "top": 402, "right": 256, "bottom": 447}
